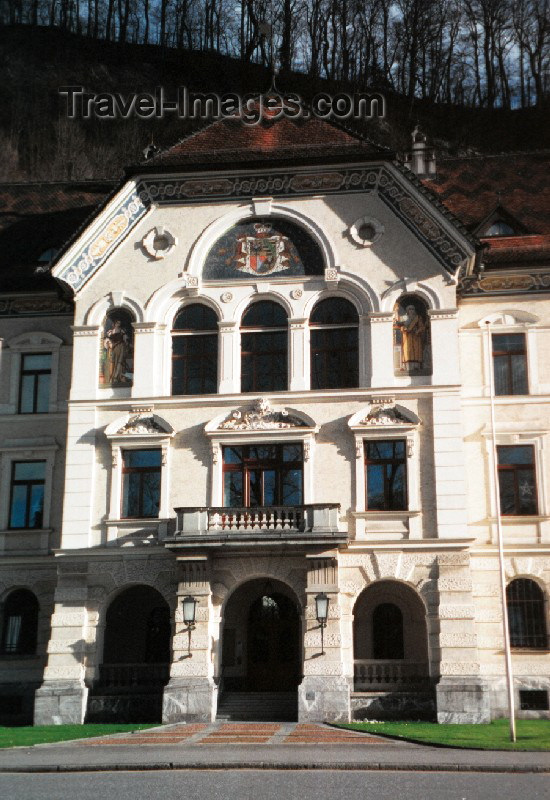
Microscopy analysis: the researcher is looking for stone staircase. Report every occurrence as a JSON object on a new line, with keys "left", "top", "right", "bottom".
{"left": 216, "top": 691, "right": 298, "bottom": 722}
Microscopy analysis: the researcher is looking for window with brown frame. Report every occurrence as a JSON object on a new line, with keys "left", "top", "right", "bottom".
{"left": 222, "top": 444, "right": 303, "bottom": 508}
{"left": 506, "top": 579, "right": 547, "bottom": 649}
{"left": 310, "top": 297, "right": 359, "bottom": 389}
{"left": 18, "top": 353, "right": 51, "bottom": 414}
{"left": 365, "top": 440, "right": 407, "bottom": 510}
{"left": 9, "top": 461, "right": 46, "bottom": 529}
{"left": 240, "top": 301, "right": 288, "bottom": 393}
{"left": 121, "top": 449, "right": 161, "bottom": 518}
{"left": 172, "top": 304, "right": 218, "bottom": 395}
{"left": 497, "top": 445, "right": 537, "bottom": 515}
{"left": 492, "top": 333, "right": 528, "bottom": 396}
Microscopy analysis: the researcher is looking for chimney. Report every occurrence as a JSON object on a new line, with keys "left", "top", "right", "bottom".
{"left": 405, "top": 126, "right": 436, "bottom": 179}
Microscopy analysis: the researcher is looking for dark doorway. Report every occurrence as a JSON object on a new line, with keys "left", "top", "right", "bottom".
{"left": 86, "top": 585, "right": 171, "bottom": 723}
{"left": 247, "top": 592, "right": 300, "bottom": 691}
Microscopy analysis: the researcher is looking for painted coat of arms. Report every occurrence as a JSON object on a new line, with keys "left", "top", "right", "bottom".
{"left": 234, "top": 223, "right": 291, "bottom": 276}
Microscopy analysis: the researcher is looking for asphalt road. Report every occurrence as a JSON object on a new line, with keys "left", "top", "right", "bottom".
{"left": 1, "top": 769, "right": 549, "bottom": 800}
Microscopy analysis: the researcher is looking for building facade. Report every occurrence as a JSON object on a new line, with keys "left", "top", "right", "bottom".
{"left": 0, "top": 119, "right": 549, "bottom": 725}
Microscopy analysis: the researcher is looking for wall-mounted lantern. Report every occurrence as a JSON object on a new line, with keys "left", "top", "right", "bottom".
{"left": 182, "top": 595, "right": 197, "bottom": 656}
{"left": 315, "top": 592, "right": 329, "bottom": 655}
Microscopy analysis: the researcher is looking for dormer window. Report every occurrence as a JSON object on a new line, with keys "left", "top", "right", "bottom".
{"left": 484, "top": 220, "right": 515, "bottom": 237}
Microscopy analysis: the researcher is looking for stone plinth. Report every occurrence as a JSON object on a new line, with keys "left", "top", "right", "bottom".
{"left": 436, "top": 678, "right": 491, "bottom": 723}
{"left": 162, "top": 677, "right": 215, "bottom": 722}
{"left": 298, "top": 676, "right": 351, "bottom": 722}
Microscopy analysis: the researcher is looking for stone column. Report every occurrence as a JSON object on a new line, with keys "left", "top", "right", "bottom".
{"left": 434, "top": 552, "right": 490, "bottom": 723}
{"left": 358, "top": 314, "right": 371, "bottom": 387}
{"left": 218, "top": 321, "right": 239, "bottom": 394}
{"left": 298, "top": 554, "right": 350, "bottom": 722}
{"left": 163, "top": 556, "right": 214, "bottom": 723}
{"left": 132, "top": 322, "right": 166, "bottom": 397}
{"left": 289, "top": 318, "right": 308, "bottom": 391}
{"left": 34, "top": 562, "right": 90, "bottom": 724}
{"left": 70, "top": 326, "right": 100, "bottom": 400}
{"left": 368, "top": 312, "right": 394, "bottom": 387}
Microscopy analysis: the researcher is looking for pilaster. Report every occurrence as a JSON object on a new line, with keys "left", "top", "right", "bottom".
{"left": 435, "top": 552, "right": 490, "bottom": 723}
{"left": 289, "top": 318, "right": 308, "bottom": 391}
{"left": 34, "top": 562, "right": 89, "bottom": 724}
{"left": 218, "top": 321, "right": 239, "bottom": 394}
{"left": 298, "top": 555, "right": 350, "bottom": 722}
{"left": 162, "top": 556, "right": 215, "bottom": 722}
{"left": 368, "top": 312, "right": 394, "bottom": 387}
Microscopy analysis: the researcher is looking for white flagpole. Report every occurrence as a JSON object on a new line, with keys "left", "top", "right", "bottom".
{"left": 485, "top": 320, "right": 516, "bottom": 742}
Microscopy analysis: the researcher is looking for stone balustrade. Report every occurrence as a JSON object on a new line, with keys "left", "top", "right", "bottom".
{"left": 353, "top": 659, "right": 431, "bottom": 690}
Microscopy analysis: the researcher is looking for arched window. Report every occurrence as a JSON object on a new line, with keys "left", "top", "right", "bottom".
{"left": 372, "top": 603, "right": 404, "bottom": 659}
{"left": 103, "top": 586, "right": 171, "bottom": 669}
{"left": 506, "top": 579, "right": 547, "bottom": 649}
{"left": 99, "top": 308, "right": 134, "bottom": 388}
{"left": 241, "top": 301, "right": 288, "bottom": 392}
{"left": 310, "top": 297, "right": 359, "bottom": 389}
{"left": 172, "top": 304, "right": 218, "bottom": 395}
{"left": 1, "top": 589, "right": 39, "bottom": 655}
{"left": 393, "top": 295, "right": 431, "bottom": 375}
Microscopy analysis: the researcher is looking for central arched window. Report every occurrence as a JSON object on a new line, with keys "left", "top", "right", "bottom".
{"left": 241, "top": 301, "right": 288, "bottom": 392}
{"left": 310, "top": 297, "right": 358, "bottom": 389}
{"left": 1, "top": 589, "right": 39, "bottom": 655}
{"left": 172, "top": 304, "right": 218, "bottom": 395}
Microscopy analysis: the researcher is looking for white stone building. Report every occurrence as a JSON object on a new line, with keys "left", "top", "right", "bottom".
{"left": 0, "top": 118, "right": 549, "bottom": 725}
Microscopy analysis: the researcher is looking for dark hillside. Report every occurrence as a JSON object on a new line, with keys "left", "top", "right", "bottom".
{"left": 1, "top": 25, "right": 549, "bottom": 181}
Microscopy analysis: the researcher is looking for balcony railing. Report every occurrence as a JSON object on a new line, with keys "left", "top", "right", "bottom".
{"left": 354, "top": 660, "right": 431, "bottom": 691}
{"left": 174, "top": 503, "right": 340, "bottom": 536}
{"left": 97, "top": 662, "right": 170, "bottom": 689}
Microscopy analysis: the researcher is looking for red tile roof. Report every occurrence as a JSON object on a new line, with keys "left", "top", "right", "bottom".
{"left": 147, "top": 114, "right": 387, "bottom": 167}
{"left": 427, "top": 152, "right": 550, "bottom": 235}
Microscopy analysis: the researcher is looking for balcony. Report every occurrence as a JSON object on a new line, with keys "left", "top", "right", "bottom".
{"left": 353, "top": 660, "right": 431, "bottom": 691}
{"left": 166, "top": 503, "right": 346, "bottom": 550}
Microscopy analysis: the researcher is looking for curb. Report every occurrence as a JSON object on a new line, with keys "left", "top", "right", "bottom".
{"left": 0, "top": 761, "right": 548, "bottom": 774}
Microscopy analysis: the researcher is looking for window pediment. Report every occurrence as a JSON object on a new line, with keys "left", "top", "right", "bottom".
{"left": 349, "top": 403, "right": 421, "bottom": 430}
{"left": 106, "top": 412, "right": 174, "bottom": 439}
{"left": 207, "top": 398, "right": 316, "bottom": 433}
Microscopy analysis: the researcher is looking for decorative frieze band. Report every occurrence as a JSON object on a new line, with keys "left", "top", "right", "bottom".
{"left": 460, "top": 272, "right": 550, "bottom": 296}
{"left": 54, "top": 163, "right": 470, "bottom": 293}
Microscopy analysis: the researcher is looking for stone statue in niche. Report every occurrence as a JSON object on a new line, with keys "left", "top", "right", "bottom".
{"left": 99, "top": 309, "right": 134, "bottom": 387}
{"left": 393, "top": 295, "right": 431, "bottom": 374}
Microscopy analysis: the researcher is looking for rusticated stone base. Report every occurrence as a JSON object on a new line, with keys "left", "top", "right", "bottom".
{"left": 351, "top": 690, "right": 436, "bottom": 721}
{"left": 162, "top": 678, "right": 215, "bottom": 722}
{"left": 85, "top": 691, "right": 164, "bottom": 723}
{"left": 34, "top": 681, "right": 88, "bottom": 725}
{"left": 298, "top": 676, "right": 351, "bottom": 722}
{"left": 436, "top": 678, "right": 491, "bottom": 724}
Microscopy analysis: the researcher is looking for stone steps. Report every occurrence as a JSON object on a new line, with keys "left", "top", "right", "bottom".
{"left": 216, "top": 691, "right": 298, "bottom": 722}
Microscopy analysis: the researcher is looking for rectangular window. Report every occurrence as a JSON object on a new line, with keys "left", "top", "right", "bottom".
{"left": 519, "top": 690, "right": 549, "bottom": 711}
{"left": 222, "top": 443, "right": 303, "bottom": 507}
{"left": 497, "top": 445, "right": 537, "bottom": 515}
{"left": 18, "top": 353, "right": 52, "bottom": 413}
{"left": 121, "top": 449, "right": 161, "bottom": 518}
{"left": 9, "top": 461, "right": 46, "bottom": 529}
{"left": 492, "top": 334, "right": 528, "bottom": 395}
{"left": 365, "top": 440, "right": 407, "bottom": 511}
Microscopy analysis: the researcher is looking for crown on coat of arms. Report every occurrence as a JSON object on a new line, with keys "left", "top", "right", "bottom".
{"left": 253, "top": 222, "right": 272, "bottom": 234}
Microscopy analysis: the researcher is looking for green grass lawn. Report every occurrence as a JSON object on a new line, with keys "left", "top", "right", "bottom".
{"left": 338, "top": 718, "right": 550, "bottom": 750}
{"left": 0, "top": 723, "right": 158, "bottom": 748}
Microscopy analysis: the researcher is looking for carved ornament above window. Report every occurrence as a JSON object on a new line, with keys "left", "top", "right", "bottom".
{"left": 218, "top": 398, "right": 309, "bottom": 431}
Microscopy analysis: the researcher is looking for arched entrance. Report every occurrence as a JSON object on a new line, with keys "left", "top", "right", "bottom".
{"left": 218, "top": 578, "right": 301, "bottom": 720}
{"left": 352, "top": 580, "right": 434, "bottom": 720}
{"left": 86, "top": 585, "right": 172, "bottom": 723}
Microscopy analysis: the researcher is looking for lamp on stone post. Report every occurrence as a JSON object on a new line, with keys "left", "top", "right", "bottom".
{"left": 315, "top": 592, "right": 329, "bottom": 655}
{"left": 182, "top": 595, "right": 197, "bottom": 656}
